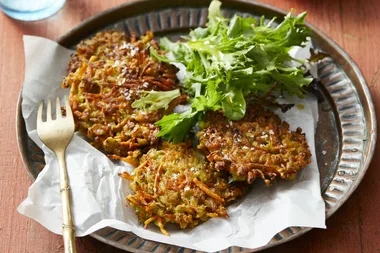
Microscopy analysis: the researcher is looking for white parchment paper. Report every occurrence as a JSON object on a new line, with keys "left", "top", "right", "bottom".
{"left": 18, "top": 36, "right": 325, "bottom": 252}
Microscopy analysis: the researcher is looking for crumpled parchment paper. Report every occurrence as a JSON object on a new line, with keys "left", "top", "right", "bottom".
{"left": 18, "top": 35, "right": 325, "bottom": 252}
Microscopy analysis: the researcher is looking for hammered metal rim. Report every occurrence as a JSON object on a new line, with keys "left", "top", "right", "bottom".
{"left": 16, "top": 0, "right": 377, "bottom": 252}
{"left": 307, "top": 23, "right": 377, "bottom": 216}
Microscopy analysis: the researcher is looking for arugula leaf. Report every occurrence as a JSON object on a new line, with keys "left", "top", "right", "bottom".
{"left": 271, "top": 71, "right": 312, "bottom": 96}
{"left": 156, "top": 81, "right": 222, "bottom": 142}
{"left": 222, "top": 87, "right": 246, "bottom": 120}
{"left": 156, "top": 110, "right": 199, "bottom": 143}
{"left": 131, "top": 89, "right": 180, "bottom": 111}
{"left": 153, "top": 0, "right": 312, "bottom": 142}
{"left": 149, "top": 47, "right": 173, "bottom": 63}
{"left": 227, "top": 15, "right": 258, "bottom": 37}
{"left": 192, "top": 80, "right": 223, "bottom": 112}
{"left": 207, "top": 0, "right": 225, "bottom": 33}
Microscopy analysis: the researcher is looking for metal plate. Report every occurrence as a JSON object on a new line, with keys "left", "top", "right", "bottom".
{"left": 16, "top": 0, "right": 377, "bottom": 252}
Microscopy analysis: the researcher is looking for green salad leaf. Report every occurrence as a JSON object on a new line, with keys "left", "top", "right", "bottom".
{"left": 154, "top": 0, "right": 312, "bottom": 142}
{"left": 156, "top": 110, "right": 199, "bottom": 143}
{"left": 132, "top": 89, "right": 180, "bottom": 111}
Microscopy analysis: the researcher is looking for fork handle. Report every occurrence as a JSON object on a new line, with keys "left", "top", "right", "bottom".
{"left": 56, "top": 151, "right": 77, "bottom": 253}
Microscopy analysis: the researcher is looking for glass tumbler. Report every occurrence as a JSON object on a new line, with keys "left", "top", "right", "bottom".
{"left": 0, "top": 0, "right": 66, "bottom": 21}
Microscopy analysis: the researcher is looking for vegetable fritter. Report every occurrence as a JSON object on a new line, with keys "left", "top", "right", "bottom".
{"left": 62, "top": 31, "right": 186, "bottom": 165}
{"left": 197, "top": 105, "right": 312, "bottom": 186}
{"left": 119, "top": 142, "right": 247, "bottom": 235}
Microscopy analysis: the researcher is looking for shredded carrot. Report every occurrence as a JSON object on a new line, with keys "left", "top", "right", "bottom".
{"left": 193, "top": 178, "right": 224, "bottom": 204}
{"left": 140, "top": 62, "right": 153, "bottom": 78}
{"left": 118, "top": 171, "right": 134, "bottom": 181}
{"left": 126, "top": 195, "right": 140, "bottom": 207}
{"left": 165, "top": 214, "right": 176, "bottom": 220}
{"left": 108, "top": 154, "right": 139, "bottom": 167}
{"left": 140, "top": 191, "right": 154, "bottom": 201}
{"left": 135, "top": 160, "right": 149, "bottom": 171}
{"left": 144, "top": 216, "right": 157, "bottom": 229}
{"left": 157, "top": 217, "right": 170, "bottom": 236}
{"left": 207, "top": 213, "right": 219, "bottom": 218}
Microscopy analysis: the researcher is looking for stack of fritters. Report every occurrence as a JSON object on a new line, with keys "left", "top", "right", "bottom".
{"left": 197, "top": 105, "right": 312, "bottom": 186}
{"left": 62, "top": 31, "right": 186, "bottom": 165}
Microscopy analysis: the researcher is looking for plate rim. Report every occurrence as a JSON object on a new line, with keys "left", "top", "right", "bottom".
{"left": 16, "top": 0, "right": 377, "bottom": 252}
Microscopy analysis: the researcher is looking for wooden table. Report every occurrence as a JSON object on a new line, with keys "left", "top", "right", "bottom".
{"left": 1, "top": 0, "right": 379, "bottom": 252}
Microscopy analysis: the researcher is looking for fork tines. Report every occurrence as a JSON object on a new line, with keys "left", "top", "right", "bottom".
{"left": 37, "top": 96, "right": 72, "bottom": 122}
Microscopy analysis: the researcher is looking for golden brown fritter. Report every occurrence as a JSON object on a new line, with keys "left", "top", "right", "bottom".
{"left": 119, "top": 142, "right": 248, "bottom": 235}
{"left": 197, "top": 105, "right": 312, "bottom": 186}
{"left": 62, "top": 31, "right": 186, "bottom": 165}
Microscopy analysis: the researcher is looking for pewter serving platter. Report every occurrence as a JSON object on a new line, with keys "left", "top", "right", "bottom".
{"left": 16, "top": 0, "right": 377, "bottom": 252}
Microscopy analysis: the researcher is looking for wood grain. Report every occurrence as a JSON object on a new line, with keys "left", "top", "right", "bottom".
{"left": 0, "top": 0, "right": 378, "bottom": 252}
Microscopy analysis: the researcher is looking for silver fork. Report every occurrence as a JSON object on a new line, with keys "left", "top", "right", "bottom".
{"left": 37, "top": 96, "right": 76, "bottom": 253}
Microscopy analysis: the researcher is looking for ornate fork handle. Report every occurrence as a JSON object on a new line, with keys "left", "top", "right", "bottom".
{"left": 56, "top": 151, "right": 76, "bottom": 253}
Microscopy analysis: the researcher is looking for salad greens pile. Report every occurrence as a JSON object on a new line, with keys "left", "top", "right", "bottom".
{"left": 138, "top": 0, "right": 313, "bottom": 142}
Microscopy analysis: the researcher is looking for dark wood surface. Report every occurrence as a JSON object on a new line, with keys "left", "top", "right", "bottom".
{"left": 1, "top": 0, "right": 379, "bottom": 252}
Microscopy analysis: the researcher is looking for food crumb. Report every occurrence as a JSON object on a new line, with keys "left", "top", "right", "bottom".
{"left": 322, "top": 150, "right": 327, "bottom": 155}
{"left": 296, "top": 104, "right": 305, "bottom": 110}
